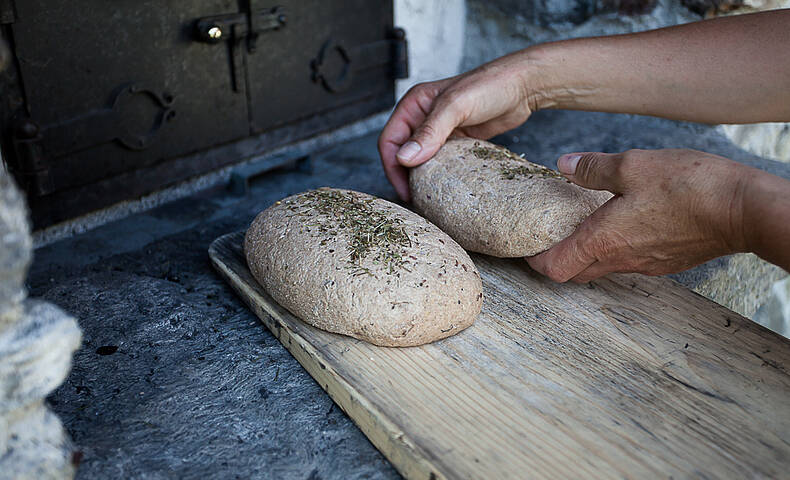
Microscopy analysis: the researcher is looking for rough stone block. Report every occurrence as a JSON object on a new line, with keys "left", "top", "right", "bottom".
{"left": 0, "top": 171, "right": 32, "bottom": 330}
{"left": 720, "top": 123, "right": 790, "bottom": 164}
{"left": 754, "top": 276, "right": 790, "bottom": 337}
{"left": 673, "top": 253, "right": 788, "bottom": 321}
{"left": 0, "top": 401, "right": 76, "bottom": 479}
{"left": 0, "top": 300, "right": 81, "bottom": 415}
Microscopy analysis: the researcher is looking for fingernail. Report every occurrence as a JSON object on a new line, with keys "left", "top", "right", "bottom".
{"left": 558, "top": 154, "right": 581, "bottom": 174}
{"left": 396, "top": 141, "right": 422, "bottom": 164}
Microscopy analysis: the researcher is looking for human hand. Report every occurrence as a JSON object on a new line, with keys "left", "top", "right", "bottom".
{"left": 526, "top": 149, "right": 751, "bottom": 283}
{"left": 378, "top": 54, "right": 538, "bottom": 201}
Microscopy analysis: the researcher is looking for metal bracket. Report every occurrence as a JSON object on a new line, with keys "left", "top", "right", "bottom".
{"left": 194, "top": 6, "right": 286, "bottom": 92}
{"left": 8, "top": 83, "right": 176, "bottom": 196}
{"left": 112, "top": 84, "right": 176, "bottom": 151}
{"left": 311, "top": 27, "right": 409, "bottom": 94}
{"left": 311, "top": 40, "right": 353, "bottom": 93}
{"left": 10, "top": 119, "right": 52, "bottom": 196}
{"left": 391, "top": 28, "right": 409, "bottom": 80}
{"left": 43, "top": 83, "right": 176, "bottom": 153}
{"left": 248, "top": 5, "right": 287, "bottom": 52}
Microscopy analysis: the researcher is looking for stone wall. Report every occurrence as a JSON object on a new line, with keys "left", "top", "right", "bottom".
{"left": 0, "top": 168, "right": 81, "bottom": 478}
{"left": 462, "top": 0, "right": 699, "bottom": 71}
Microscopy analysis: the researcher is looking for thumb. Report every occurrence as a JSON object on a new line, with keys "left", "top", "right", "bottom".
{"left": 396, "top": 103, "right": 464, "bottom": 167}
{"left": 558, "top": 152, "right": 625, "bottom": 193}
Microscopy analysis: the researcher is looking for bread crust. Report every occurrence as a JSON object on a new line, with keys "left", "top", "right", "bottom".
{"left": 410, "top": 139, "right": 612, "bottom": 257}
{"left": 245, "top": 188, "right": 482, "bottom": 347}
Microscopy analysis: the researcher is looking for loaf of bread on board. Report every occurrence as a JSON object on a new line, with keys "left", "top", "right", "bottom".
{"left": 245, "top": 188, "right": 483, "bottom": 347}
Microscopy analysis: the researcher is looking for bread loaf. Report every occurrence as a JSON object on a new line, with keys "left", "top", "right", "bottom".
{"left": 410, "top": 139, "right": 612, "bottom": 257}
{"left": 245, "top": 188, "right": 482, "bottom": 347}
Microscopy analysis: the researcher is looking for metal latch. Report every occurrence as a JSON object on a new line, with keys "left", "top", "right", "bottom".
{"left": 194, "top": 6, "right": 286, "bottom": 92}
{"left": 195, "top": 6, "right": 286, "bottom": 44}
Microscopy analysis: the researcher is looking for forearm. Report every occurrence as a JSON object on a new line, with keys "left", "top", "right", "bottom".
{"left": 521, "top": 9, "right": 790, "bottom": 124}
{"left": 741, "top": 170, "right": 790, "bottom": 272}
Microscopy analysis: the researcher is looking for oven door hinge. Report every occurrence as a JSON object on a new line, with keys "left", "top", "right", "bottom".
{"left": 390, "top": 27, "right": 409, "bottom": 80}
{"left": 0, "top": 0, "right": 16, "bottom": 24}
{"left": 9, "top": 118, "right": 54, "bottom": 196}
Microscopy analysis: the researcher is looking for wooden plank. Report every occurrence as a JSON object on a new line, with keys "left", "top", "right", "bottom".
{"left": 209, "top": 231, "right": 790, "bottom": 480}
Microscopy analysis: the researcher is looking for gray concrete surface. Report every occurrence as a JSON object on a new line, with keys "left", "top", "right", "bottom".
{"left": 29, "top": 110, "right": 790, "bottom": 479}
{"left": 30, "top": 136, "right": 401, "bottom": 480}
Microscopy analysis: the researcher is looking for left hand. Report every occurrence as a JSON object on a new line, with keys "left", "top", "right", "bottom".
{"left": 526, "top": 148, "right": 751, "bottom": 283}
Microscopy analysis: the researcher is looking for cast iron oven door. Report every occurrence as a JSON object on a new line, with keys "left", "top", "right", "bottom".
{"left": 1, "top": 0, "right": 407, "bottom": 228}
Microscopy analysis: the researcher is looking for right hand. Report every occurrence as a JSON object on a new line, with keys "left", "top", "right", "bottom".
{"left": 378, "top": 54, "right": 537, "bottom": 201}
{"left": 527, "top": 148, "right": 751, "bottom": 283}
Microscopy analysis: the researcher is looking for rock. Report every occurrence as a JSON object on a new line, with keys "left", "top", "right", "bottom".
{"left": 0, "top": 172, "right": 32, "bottom": 329}
{"left": 672, "top": 253, "right": 788, "bottom": 322}
{"left": 462, "top": 0, "right": 699, "bottom": 71}
{"left": 753, "top": 276, "right": 790, "bottom": 338}
{"left": 682, "top": 0, "right": 790, "bottom": 16}
{"left": 0, "top": 300, "right": 82, "bottom": 414}
{"left": 720, "top": 123, "right": 790, "bottom": 164}
{"left": 0, "top": 401, "right": 77, "bottom": 479}
{"left": 0, "top": 167, "right": 81, "bottom": 479}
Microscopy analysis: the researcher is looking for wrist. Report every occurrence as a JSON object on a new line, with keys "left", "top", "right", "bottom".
{"left": 518, "top": 44, "right": 560, "bottom": 112}
{"left": 519, "top": 39, "right": 607, "bottom": 113}
{"left": 717, "top": 162, "right": 752, "bottom": 255}
{"left": 739, "top": 168, "right": 790, "bottom": 265}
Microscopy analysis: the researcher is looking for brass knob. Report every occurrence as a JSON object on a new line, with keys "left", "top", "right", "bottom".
{"left": 207, "top": 26, "right": 222, "bottom": 39}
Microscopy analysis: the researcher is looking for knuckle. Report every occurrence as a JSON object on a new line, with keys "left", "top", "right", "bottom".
{"left": 441, "top": 88, "right": 467, "bottom": 106}
{"left": 416, "top": 122, "right": 438, "bottom": 141}
{"left": 406, "top": 82, "right": 431, "bottom": 97}
{"left": 619, "top": 149, "right": 643, "bottom": 168}
{"left": 435, "top": 88, "right": 471, "bottom": 117}
{"left": 543, "top": 263, "right": 572, "bottom": 283}
{"left": 583, "top": 233, "right": 615, "bottom": 260}
{"left": 575, "top": 153, "right": 600, "bottom": 180}
{"left": 417, "top": 81, "right": 446, "bottom": 101}
{"left": 616, "top": 150, "right": 648, "bottom": 185}
{"left": 611, "top": 158, "right": 628, "bottom": 182}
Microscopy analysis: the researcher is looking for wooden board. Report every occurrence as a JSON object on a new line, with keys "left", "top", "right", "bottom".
{"left": 209, "top": 231, "right": 790, "bottom": 480}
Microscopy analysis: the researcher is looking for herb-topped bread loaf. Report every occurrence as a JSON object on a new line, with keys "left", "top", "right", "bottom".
{"left": 244, "top": 188, "right": 482, "bottom": 347}
{"left": 409, "top": 138, "right": 612, "bottom": 257}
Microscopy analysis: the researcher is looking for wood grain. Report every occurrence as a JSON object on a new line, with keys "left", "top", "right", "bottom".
{"left": 210, "top": 231, "right": 790, "bottom": 480}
